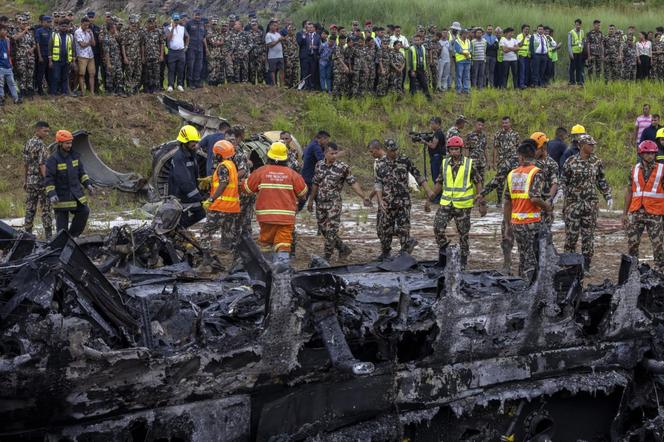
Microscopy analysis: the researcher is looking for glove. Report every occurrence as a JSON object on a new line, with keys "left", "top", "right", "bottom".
{"left": 49, "top": 195, "right": 59, "bottom": 204}
{"left": 198, "top": 176, "right": 212, "bottom": 191}
{"left": 607, "top": 198, "right": 614, "bottom": 210}
{"left": 202, "top": 199, "right": 212, "bottom": 210}
{"left": 87, "top": 185, "right": 94, "bottom": 195}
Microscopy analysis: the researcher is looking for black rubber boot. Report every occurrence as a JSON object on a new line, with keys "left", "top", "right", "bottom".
{"left": 437, "top": 248, "right": 447, "bottom": 269}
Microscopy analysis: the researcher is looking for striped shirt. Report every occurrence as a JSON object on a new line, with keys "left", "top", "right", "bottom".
{"left": 472, "top": 38, "right": 486, "bottom": 61}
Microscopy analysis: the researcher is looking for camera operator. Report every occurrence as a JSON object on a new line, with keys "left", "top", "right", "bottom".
{"left": 424, "top": 116, "right": 446, "bottom": 183}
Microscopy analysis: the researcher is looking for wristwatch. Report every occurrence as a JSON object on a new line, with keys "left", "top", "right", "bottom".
{"left": 208, "top": 197, "right": 214, "bottom": 203}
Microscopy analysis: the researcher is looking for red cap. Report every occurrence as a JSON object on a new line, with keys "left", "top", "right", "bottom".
{"left": 329, "top": 23, "right": 337, "bottom": 29}
{"left": 365, "top": 20, "right": 372, "bottom": 25}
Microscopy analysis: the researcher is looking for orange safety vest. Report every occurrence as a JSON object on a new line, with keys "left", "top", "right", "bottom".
{"left": 507, "top": 164, "right": 542, "bottom": 224}
{"left": 628, "top": 162, "right": 664, "bottom": 215}
{"left": 209, "top": 160, "right": 240, "bottom": 213}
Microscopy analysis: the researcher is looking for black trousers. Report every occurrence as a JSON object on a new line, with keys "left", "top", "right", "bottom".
{"left": 569, "top": 53, "right": 584, "bottom": 85}
{"left": 502, "top": 60, "right": 518, "bottom": 89}
{"left": 179, "top": 204, "right": 206, "bottom": 229}
{"left": 637, "top": 55, "right": 651, "bottom": 80}
{"left": 55, "top": 202, "right": 90, "bottom": 237}
{"left": 409, "top": 69, "right": 431, "bottom": 97}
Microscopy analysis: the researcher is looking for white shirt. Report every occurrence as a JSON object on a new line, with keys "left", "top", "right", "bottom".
{"left": 535, "top": 33, "right": 548, "bottom": 54}
{"left": 74, "top": 27, "right": 94, "bottom": 59}
{"left": 438, "top": 39, "right": 450, "bottom": 63}
{"left": 168, "top": 24, "right": 186, "bottom": 50}
{"left": 265, "top": 32, "right": 283, "bottom": 59}
{"left": 637, "top": 40, "right": 652, "bottom": 57}
{"left": 390, "top": 34, "right": 409, "bottom": 49}
{"left": 500, "top": 37, "right": 518, "bottom": 61}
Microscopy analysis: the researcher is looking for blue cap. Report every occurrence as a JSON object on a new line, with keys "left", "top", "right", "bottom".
{"left": 43, "top": 15, "right": 52, "bottom": 21}
{"left": 172, "top": 13, "right": 180, "bottom": 20}
{"left": 87, "top": 11, "right": 96, "bottom": 18}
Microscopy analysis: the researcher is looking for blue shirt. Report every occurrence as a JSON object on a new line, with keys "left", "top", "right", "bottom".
{"left": 35, "top": 27, "right": 52, "bottom": 58}
{"left": 301, "top": 140, "right": 324, "bottom": 184}
{"left": 0, "top": 38, "right": 11, "bottom": 69}
{"left": 319, "top": 42, "right": 335, "bottom": 65}
{"left": 547, "top": 137, "right": 567, "bottom": 167}
{"left": 185, "top": 19, "right": 206, "bottom": 49}
{"left": 200, "top": 132, "right": 226, "bottom": 176}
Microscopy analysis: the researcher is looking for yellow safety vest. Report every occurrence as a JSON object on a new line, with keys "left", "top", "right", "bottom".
{"left": 440, "top": 157, "right": 475, "bottom": 209}
{"left": 454, "top": 38, "right": 471, "bottom": 63}
{"left": 409, "top": 45, "right": 426, "bottom": 70}
{"left": 51, "top": 32, "right": 74, "bottom": 62}
{"left": 516, "top": 33, "right": 530, "bottom": 57}
{"left": 570, "top": 29, "right": 584, "bottom": 54}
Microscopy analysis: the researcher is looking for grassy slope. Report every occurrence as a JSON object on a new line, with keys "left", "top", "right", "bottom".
{"left": 1, "top": 80, "right": 661, "bottom": 218}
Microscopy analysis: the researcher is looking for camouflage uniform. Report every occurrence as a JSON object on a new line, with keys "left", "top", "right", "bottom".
{"left": 206, "top": 24, "right": 227, "bottom": 85}
{"left": 235, "top": 148, "right": 255, "bottom": 235}
{"left": 586, "top": 29, "right": 604, "bottom": 79}
{"left": 282, "top": 33, "right": 299, "bottom": 88}
{"left": 287, "top": 149, "right": 301, "bottom": 172}
{"left": 375, "top": 42, "right": 392, "bottom": 96}
{"left": 364, "top": 43, "right": 377, "bottom": 94}
{"left": 23, "top": 136, "right": 53, "bottom": 239}
{"left": 626, "top": 160, "right": 664, "bottom": 269}
{"left": 426, "top": 32, "right": 441, "bottom": 90}
{"left": 230, "top": 29, "right": 250, "bottom": 83}
{"left": 351, "top": 44, "right": 366, "bottom": 97}
{"left": 103, "top": 32, "right": 125, "bottom": 93}
{"left": 13, "top": 22, "right": 36, "bottom": 95}
{"left": 433, "top": 157, "right": 481, "bottom": 261}
{"left": 491, "top": 129, "right": 520, "bottom": 204}
{"left": 141, "top": 26, "right": 163, "bottom": 92}
{"left": 331, "top": 45, "right": 349, "bottom": 98}
{"left": 202, "top": 164, "right": 241, "bottom": 251}
{"left": 535, "top": 155, "right": 559, "bottom": 226}
{"left": 603, "top": 30, "right": 624, "bottom": 82}
{"left": 446, "top": 125, "right": 462, "bottom": 140}
{"left": 312, "top": 160, "right": 357, "bottom": 259}
{"left": 622, "top": 33, "right": 637, "bottom": 81}
{"left": 651, "top": 37, "right": 664, "bottom": 81}
{"left": 389, "top": 48, "right": 405, "bottom": 94}
{"left": 504, "top": 167, "right": 545, "bottom": 281}
{"left": 561, "top": 155, "right": 612, "bottom": 264}
{"left": 465, "top": 131, "right": 487, "bottom": 181}
{"left": 122, "top": 24, "right": 142, "bottom": 93}
{"left": 248, "top": 28, "right": 265, "bottom": 84}
{"left": 374, "top": 153, "right": 425, "bottom": 256}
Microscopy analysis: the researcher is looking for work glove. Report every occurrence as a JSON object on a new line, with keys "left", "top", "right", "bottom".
{"left": 50, "top": 195, "right": 59, "bottom": 204}
{"left": 87, "top": 185, "right": 95, "bottom": 196}
{"left": 198, "top": 176, "right": 212, "bottom": 191}
{"left": 606, "top": 198, "right": 614, "bottom": 210}
{"left": 202, "top": 199, "right": 212, "bottom": 210}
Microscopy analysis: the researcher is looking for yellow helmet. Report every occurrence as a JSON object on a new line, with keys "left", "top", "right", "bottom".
{"left": 267, "top": 142, "right": 288, "bottom": 161}
{"left": 530, "top": 132, "right": 549, "bottom": 149}
{"left": 656, "top": 127, "right": 664, "bottom": 139}
{"left": 570, "top": 124, "right": 586, "bottom": 135}
{"left": 177, "top": 125, "right": 201, "bottom": 143}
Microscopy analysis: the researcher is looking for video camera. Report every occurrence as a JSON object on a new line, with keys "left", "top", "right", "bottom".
{"left": 409, "top": 131, "right": 434, "bottom": 143}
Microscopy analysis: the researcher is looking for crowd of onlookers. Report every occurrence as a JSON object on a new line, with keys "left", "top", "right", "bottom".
{"left": 1, "top": 9, "right": 664, "bottom": 105}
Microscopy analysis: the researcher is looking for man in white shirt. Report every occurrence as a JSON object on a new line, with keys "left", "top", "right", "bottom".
{"left": 437, "top": 28, "right": 452, "bottom": 91}
{"left": 389, "top": 25, "right": 409, "bottom": 49}
{"left": 75, "top": 17, "right": 96, "bottom": 95}
{"left": 165, "top": 13, "right": 189, "bottom": 92}
{"left": 265, "top": 20, "right": 284, "bottom": 86}
{"left": 530, "top": 24, "right": 548, "bottom": 87}
{"left": 499, "top": 27, "right": 519, "bottom": 88}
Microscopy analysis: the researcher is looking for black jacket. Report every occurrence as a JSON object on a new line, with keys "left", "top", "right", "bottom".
{"left": 168, "top": 145, "right": 204, "bottom": 203}
{"left": 44, "top": 147, "right": 91, "bottom": 210}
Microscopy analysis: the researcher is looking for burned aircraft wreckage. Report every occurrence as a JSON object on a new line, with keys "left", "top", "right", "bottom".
{"left": 1, "top": 96, "right": 664, "bottom": 440}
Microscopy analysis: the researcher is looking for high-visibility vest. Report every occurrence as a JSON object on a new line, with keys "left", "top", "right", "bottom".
{"left": 516, "top": 33, "right": 530, "bottom": 57}
{"left": 508, "top": 164, "right": 541, "bottom": 224}
{"left": 51, "top": 32, "right": 74, "bottom": 62}
{"left": 570, "top": 29, "right": 584, "bottom": 54}
{"left": 409, "top": 45, "right": 426, "bottom": 70}
{"left": 454, "top": 38, "right": 471, "bottom": 63}
{"left": 546, "top": 35, "right": 558, "bottom": 62}
{"left": 628, "top": 162, "right": 664, "bottom": 215}
{"left": 440, "top": 157, "right": 475, "bottom": 209}
{"left": 210, "top": 160, "right": 240, "bottom": 213}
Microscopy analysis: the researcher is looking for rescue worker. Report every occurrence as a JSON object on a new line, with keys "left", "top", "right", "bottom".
{"left": 561, "top": 134, "right": 613, "bottom": 274}
{"left": 375, "top": 139, "right": 435, "bottom": 260}
{"left": 168, "top": 125, "right": 206, "bottom": 229}
{"left": 307, "top": 143, "right": 371, "bottom": 261}
{"left": 531, "top": 132, "right": 559, "bottom": 226}
{"left": 44, "top": 130, "right": 94, "bottom": 237}
{"left": 503, "top": 140, "right": 551, "bottom": 283}
{"left": 243, "top": 142, "right": 308, "bottom": 264}
{"left": 426, "top": 136, "right": 484, "bottom": 269}
{"left": 202, "top": 140, "right": 241, "bottom": 252}
{"left": 559, "top": 123, "right": 586, "bottom": 168}
{"left": 486, "top": 116, "right": 520, "bottom": 206}
{"left": 623, "top": 140, "right": 664, "bottom": 270}
{"left": 23, "top": 121, "right": 53, "bottom": 239}
{"left": 656, "top": 128, "right": 664, "bottom": 163}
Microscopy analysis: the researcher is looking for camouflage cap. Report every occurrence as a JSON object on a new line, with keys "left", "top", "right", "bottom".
{"left": 384, "top": 138, "right": 399, "bottom": 150}
{"left": 457, "top": 114, "right": 467, "bottom": 121}
{"left": 66, "top": 10, "right": 74, "bottom": 16}
{"left": 228, "top": 14, "right": 237, "bottom": 21}
{"left": 352, "top": 20, "right": 359, "bottom": 25}
{"left": 416, "top": 24, "right": 424, "bottom": 31}
{"left": 104, "top": 11, "right": 112, "bottom": 17}
{"left": 147, "top": 14, "right": 156, "bottom": 22}
{"left": 209, "top": 15, "right": 218, "bottom": 23}
{"left": 53, "top": 11, "right": 61, "bottom": 18}
{"left": 250, "top": 18, "right": 258, "bottom": 24}
{"left": 129, "top": 14, "right": 140, "bottom": 23}
{"left": 578, "top": 134, "right": 597, "bottom": 145}
{"left": 232, "top": 124, "right": 246, "bottom": 132}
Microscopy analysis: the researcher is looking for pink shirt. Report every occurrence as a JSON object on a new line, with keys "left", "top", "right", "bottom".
{"left": 636, "top": 114, "right": 652, "bottom": 141}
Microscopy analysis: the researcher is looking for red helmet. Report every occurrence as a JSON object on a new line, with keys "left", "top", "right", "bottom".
{"left": 213, "top": 140, "right": 235, "bottom": 158}
{"left": 638, "top": 140, "right": 658, "bottom": 154}
{"left": 447, "top": 136, "right": 464, "bottom": 148}
{"left": 55, "top": 130, "right": 73, "bottom": 143}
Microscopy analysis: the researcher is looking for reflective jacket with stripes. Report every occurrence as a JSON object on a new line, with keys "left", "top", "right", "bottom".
{"left": 628, "top": 161, "right": 664, "bottom": 215}
{"left": 169, "top": 145, "right": 205, "bottom": 204}
{"left": 243, "top": 164, "right": 308, "bottom": 225}
{"left": 44, "top": 148, "right": 91, "bottom": 210}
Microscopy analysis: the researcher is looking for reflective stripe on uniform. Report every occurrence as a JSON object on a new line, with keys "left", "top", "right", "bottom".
{"left": 258, "top": 183, "right": 294, "bottom": 190}
{"left": 80, "top": 174, "right": 89, "bottom": 183}
{"left": 256, "top": 209, "right": 296, "bottom": 216}
{"left": 220, "top": 195, "right": 240, "bottom": 202}
{"left": 187, "top": 188, "right": 200, "bottom": 198}
{"left": 57, "top": 163, "right": 67, "bottom": 170}
{"left": 53, "top": 200, "right": 78, "bottom": 209}
{"left": 45, "top": 185, "right": 55, "bottom": 193}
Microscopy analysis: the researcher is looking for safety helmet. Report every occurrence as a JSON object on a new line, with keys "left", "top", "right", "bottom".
{"left": 55, "top": 130, "right": 73, "bottom": 142}
{"left": 384, "top": 138, "right": 398, "bottom": 150}
{"left": 213, "top": 140, "right": 235, "bottom": 159}
{"left": 530, "top": 132, "right": 549, "bottom": 149}
{"left": 446, "top": 136, "right": 464, "bottom": 148}
{"left": 638, "top": 140, "right": 659, "bottom": 154}
{"left": 267, "top": 142, "right": 288, "bottom": 161}
{"left": 176, "top": 125, "right": 201, "bottom": 144}
{"left": 656, "top": 127, "right": 664, "bottom": 139}
{"left": 570, "top": 124, "right": 586, "bottom": 135}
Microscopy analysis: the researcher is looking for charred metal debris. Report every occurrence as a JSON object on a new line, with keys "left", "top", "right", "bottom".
{"left": 1, "top": 220, "right": 664, "bottom": 441}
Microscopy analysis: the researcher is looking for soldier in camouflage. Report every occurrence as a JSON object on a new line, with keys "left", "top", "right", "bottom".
{"left": 531, "top": 132, "right": 559, "bottom": 227}
{"left": 446, "top": 115, "right": 466, "bottom": 140}
{"left": 279, "top": 131, "right": 301, "bottom": 172}
{"left": 141, "top": 15, "right": 163, "bottom": 93}
{"left": 375, "top": 38, "right": 391, "bottom": 96}
{"left": 603, "top": 25, "right": 623, "bottom": 82}
{"left": 586, "top": 20, "right": 604, "bottom": 80}
{"left": 331, "top": 37, "right": 350, "bottom": 98}
{"left": 426, "top": 136, "right": 484, "bottom": 268}
{"left": 102, "top": 21, "right": 125, "bottom": 95}
{"left": 465, "top": 118, "right": 488, "bottom": 181}
{"left": 426, "top": 26, "right": 441, "bottom": 91}
{"left": 206, "top": 17, "right": 226, "bottom": 86}
{"left": 365, "top": 37, "right": 378, "bottom": 95}
{"left": 374, "top": 139, "right": 434, "bottom": 259}
{"left": 282, "top": 24, "right": 299, "bottom": 88}
{"left": 247, "top": 19, "right": 265, "bottom": 84}
{"left": 12, "top": 14, "right": 36, "bottom": 98}
{"left": 351, "top": 36, "right": 366, "bottom": 97}
{"left": 23, "top": 121, "right": 53, "bottom": 240}
{"left": 389, "top": 40, "right": 406, "bottom": 94}
{"left": 230, "top": 20, "right": 250, "bottom": 83}
{"left": 307, "top": 143, "right": 370, "bottom": 260}
{"left": 230, "top": 126, "right": 256, "bottom": 236}
{"left": 490, "top": 116, "right": 520, "bottom": 206}
{"left": 121, "top": 15, "right": 142, "bottom": 94}
{"left": 651, "top": 33, "right": 664, "bottom": 80}
{"left": 623, "top": 140, "right": 664, "bottom": 270}
{"left": 561, "top": 134, "right": 613, "bottom": 273}
{"left": 622, "top": 27, "right": 637, "bottom": 81}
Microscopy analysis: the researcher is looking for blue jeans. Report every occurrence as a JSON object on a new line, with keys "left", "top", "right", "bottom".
{"left": 0, "top": 67, "right": 18, "bottom": 100}
{"left": 167, "top": 49, "right": 186, "bottom": 87}
{"left": 455, "top": 62, "right": 470, "bottom": 93}
{"left": 319, "top": 62, "right": 332, "bottom": 92}
{"left": 531, "top": 54, "right": 547, "bottom": 86}
{"left": 186, "top": 47, "right": 204, "bottom": 86}
{"left": 49, "top": 61, "right": 70, "bottom": 95}
{"left": 518, "top": 56, "right": 530, "bottom": 88}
